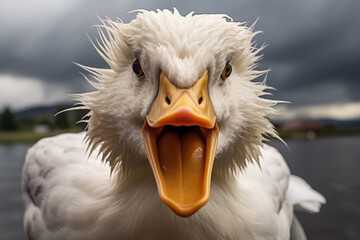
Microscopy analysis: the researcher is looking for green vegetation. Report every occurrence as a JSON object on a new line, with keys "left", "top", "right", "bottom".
{"left": 0, "top": 106, "right": 88, "bottom": 143}
{"left": 1, "top": 105, "right": 360, "bottom": 143}
{"left": 0, "top": 107, "right": 18, "bottom": 131}
{"left": 0, "top": 128, "right": 83, "bottom": 143}
{"left": 54, "top": 105, "right": 71, "bottom": 129}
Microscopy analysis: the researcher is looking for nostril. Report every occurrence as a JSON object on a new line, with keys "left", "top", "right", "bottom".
{"left": 198, "top": 94, "right": 203, "bottom": 105}
{"left": 165, "top": 94, "right": 171, "bottom": 105}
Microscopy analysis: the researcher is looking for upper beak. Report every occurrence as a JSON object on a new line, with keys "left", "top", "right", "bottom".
{"left": 146, "top": 71, "right": 216, "bottom": 129}
{"left": 142, "top": 70, "right": 219, "bottom": 217}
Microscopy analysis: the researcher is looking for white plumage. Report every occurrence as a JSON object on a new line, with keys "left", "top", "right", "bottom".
{"left": 22, "top": 9, "right": 325, "bottom": 240}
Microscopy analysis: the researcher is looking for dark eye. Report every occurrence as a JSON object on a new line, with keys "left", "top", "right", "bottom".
{"left": 132, "top": 59, "right": 144, "bottom": 77}
{"left": 221, "top": 62, "right": 232, "bottom": 80}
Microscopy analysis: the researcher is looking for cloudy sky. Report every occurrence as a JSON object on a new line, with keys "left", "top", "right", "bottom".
{"left": 0, "top": 0, "right": 359, "bottom": 120}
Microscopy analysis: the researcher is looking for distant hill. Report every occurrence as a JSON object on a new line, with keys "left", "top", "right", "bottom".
{"left": 15, "top": 103, "right": 360, "bottom": 128}
{"left": 15, "top": 102, "right": 76, "bottom": 119}
{"left": 280, "top": 119, "right": 325, "bottom": 131}
{"left": 271, "top": 118, "right": 360, "bottom": 129}
{"left": 317, "top": 118, "right": 360, "bottom": 127}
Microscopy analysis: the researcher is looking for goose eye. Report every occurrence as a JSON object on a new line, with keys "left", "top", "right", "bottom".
{"left": 132, "top": 59, "right": 144, "bottom": 77}
{"left": 221, "top": 62, "right": 232, "bottom": 80}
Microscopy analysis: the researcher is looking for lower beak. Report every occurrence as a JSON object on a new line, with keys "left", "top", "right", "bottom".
{"left": 142, "top": 70, "right": 219, "bottom": 217}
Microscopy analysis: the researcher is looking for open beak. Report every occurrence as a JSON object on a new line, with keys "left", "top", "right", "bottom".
{"left": 142, "top": 70, "right": 219, "bottom": 217}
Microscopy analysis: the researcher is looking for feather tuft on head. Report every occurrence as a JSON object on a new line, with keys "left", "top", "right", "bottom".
{"left": 73, "top": 9, "right": 280, "bottom": 176}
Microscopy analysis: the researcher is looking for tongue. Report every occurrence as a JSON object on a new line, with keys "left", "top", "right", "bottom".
{"left": 157, "top": 130, "right": 205, "bottom": 206}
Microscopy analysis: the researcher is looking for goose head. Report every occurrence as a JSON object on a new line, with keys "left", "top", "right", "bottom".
{"left": 78, "top": 9, "right": 277, "bottom": 217}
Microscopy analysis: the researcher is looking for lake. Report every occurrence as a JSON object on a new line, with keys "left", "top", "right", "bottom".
{"left": 0, "top": 136, "right": 359, "bottom": 240}
{"left": 0, "top": 143, "right": 31, "bottom": 240}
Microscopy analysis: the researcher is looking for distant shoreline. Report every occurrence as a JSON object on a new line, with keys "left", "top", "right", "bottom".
{"left": 277, "top": 126, "right": 360, "bottom": 140}
{"left": 1, "top": 127, "right": 360, "bottom": 144}
{"left": 0, "top": 128, "right": 82, "bottom": 144}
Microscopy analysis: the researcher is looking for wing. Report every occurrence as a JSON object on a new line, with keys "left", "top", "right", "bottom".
{"left": 234, "top": 144, "right": 292, "bottom": 216}
{"left": 249, "top": 144, "right": 325, "bottom": 214}
{"left": 22, "top": 132, "right": 111, "bottom": 240}
{"left": 258, "top": 144, "right": 291, "bottom": 213}
{"left": 249, "top": 145, "right": 325, "bottom": 240}
{"left": 288, "top": 175, "right": 326, "bottom": 213}
{"left": 232, "top": 144, "right": 293, "bottom": 239}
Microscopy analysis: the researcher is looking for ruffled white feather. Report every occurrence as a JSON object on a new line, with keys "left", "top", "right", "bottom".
{"left": 75, "top": 9, "right": 279, "bottom": 174}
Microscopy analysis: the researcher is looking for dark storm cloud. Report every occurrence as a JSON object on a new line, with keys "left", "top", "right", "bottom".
{"left": 251, "top": 0, "right": 360, "bottom": 105}
{"left": 0, "top": 0, "right": 359, "bottom": 106}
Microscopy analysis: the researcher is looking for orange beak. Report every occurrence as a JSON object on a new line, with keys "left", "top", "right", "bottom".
{"left": 142, "top": 70, "right": 219, "bottom": 217}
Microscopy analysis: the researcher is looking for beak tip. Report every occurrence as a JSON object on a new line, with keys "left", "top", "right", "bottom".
{"left": 160, "top": 193, "right": 210, "bottom": 217}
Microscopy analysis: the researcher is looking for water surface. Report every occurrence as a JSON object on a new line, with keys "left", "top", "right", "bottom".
{"left": 271, "top": 136, "right": 360, "bottom": 240}
{"left": 0, "top": 136, "right": 359, "bottom": 239}
{"left": 0, "top": 143, "right": 31, "bottom": 240}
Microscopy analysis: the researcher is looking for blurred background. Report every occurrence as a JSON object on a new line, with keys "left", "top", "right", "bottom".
{"left": 0, "top": 0, "right": 359, "bottom": 239}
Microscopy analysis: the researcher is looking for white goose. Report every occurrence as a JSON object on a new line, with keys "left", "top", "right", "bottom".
{"left": 22, "top": 9, "right": 325, "bottom": 240}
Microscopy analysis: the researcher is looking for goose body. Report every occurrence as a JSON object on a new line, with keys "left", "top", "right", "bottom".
{"left": 22, "top": 9, "right": 325, "bottom": 240}
{"left": 23, "top": 133, "right": 324, "bottom": 240}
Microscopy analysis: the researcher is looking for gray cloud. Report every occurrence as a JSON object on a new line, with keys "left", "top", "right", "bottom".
{"left": 0, "top": 0, "right": 359, "bottom": 109}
